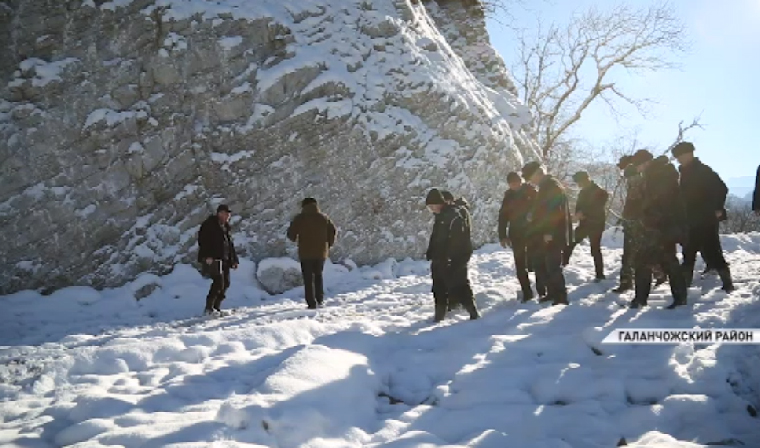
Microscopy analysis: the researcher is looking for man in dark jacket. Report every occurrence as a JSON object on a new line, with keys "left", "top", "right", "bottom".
{"left": 672, "top": 142, "right": 734, "bottom": 292}
{"left": 197, "top": 204, "right": 240, "bottom": 314}
{"left": 499, "top": 171, "right": 540, "bottom": 301}
{"left": 630, "top": 151, "right": 689, "bottom": 309}
{"left": 754, "top": 164, "right": 760, "bottom": 215}
{"left": 522, "top": 162, "right": 571, "bottom": 305}
{"left": 565, "top": 171, "right": 609, "bottom": 281}
{"left": 612, "top": 156, "right": 637, "bottom": 293}
{"left": 287, "top": 198, "right": 337, "bottom": 309}
{"left": 426, "top": 188, "right": 480, "bottom": 322}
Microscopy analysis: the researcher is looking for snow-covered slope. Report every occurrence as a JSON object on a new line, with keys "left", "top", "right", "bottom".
{"left": 1, "top": 231, "right": 759, "bottom": 447}
{"left": 0, "top": 0, "right": 538, "bottom": 294}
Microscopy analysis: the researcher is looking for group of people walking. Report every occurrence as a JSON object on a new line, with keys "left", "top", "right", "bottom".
{"left": 195, "top": 141, "right": 757, "bottom": 320}
{"left": 498, "top": 142, "right": 740, "bottom": 312}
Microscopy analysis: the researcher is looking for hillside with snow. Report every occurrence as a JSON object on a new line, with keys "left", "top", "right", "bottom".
{"left": 1, "top": 230, "right": 759, "bottom": 447}
{"left": 0, "top": 0, "right": 538, "bottom": 295}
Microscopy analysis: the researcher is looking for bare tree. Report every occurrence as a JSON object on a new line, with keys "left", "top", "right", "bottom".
{"left": 722, "top": 199, "right": 760, "bottom": 234}
{"left": 510, "top": 2, "right": 688, "bottom": 160}
{"left": 600, "top": 116, "right": 703, "bottom": 224}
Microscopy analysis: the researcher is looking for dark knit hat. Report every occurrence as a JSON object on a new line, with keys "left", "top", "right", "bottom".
{"left": 617, "top": 155, "right": 633, "bottom": 170}
{"left": 572, "top": 171, "right": 589, "bottom": 183}
{"left": 521, "top": 161, "right": 543, "bottom": 180}
{"left": 425, "top": 188, "right": 446, "bottom": 205}
{"left": 216, "top": 204, "right": 231, "bottom": 213}
{"left": 441, "top": 190, "right": 454, "bottom": 202}
{"left": 301, "top": 197, "right": 317, "bottom": 207}
{"left": 671, "top": 141, "right": 695, "bottom": 157}
{"left": 631, "top": 149, "right": 654, "bottom": 166}
{"left": 507, "top": 171, "right": 522, "bottom": 183}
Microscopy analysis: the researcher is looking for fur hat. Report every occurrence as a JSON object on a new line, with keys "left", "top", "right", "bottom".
{"left": 671, "top": 141, "right": 695, "bottom": 157}
{"left": 572, "top": 171, "right": 589, "bottom": 183}
{"left": 631, "top": 149, "right": 654, "bottom": 166}
{"left": 617, "top": 155, "right": 633, "bottom": 170}
{"left": 425, "top": 189, "right": 446, "bottom": 205}
{"left": 521, "top": 161, "right": 543, "bottom": 180}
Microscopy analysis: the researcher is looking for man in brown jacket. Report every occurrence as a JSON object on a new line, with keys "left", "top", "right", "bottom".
{"left": 287, "top": 198, "right": 337, "bottom": 309}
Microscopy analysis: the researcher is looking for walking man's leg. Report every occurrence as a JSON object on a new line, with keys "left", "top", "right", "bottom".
{"left": 448, "top": 258, "right": 479, "bottom": 319}
{"left": 681, "top": 226, "right": 700, "bottom": 287}
{"left": 632, "top": 259, "right": 652, "bottom": 308}
{"left": 590, "top": 228, "right": 605, "bottom": 280}
{"left": 514, "top": 239, "right": 533, "bottom": 301}
{"left": 212, "top": 264, "right": 231, "bottom": 311}
{"left": 663, "top": 246, "right": 688, "bottom": 309}
{"left": 431, "top": 260, "right": 448, "bottom": 321}
{"left": 545, "top": 242, "right": 568, "bottom": 305}
{"left": 205, "top": 274, "right": 222, "bottom": 313}
{"left": 701, "top": 221, "right": 733, "bottom": 292}
{"left": 301, "top": 260, "right": 317, "bottom": 308}
{"left": 533, "top": 244, "right": 548, "bottom": 299}
{"left": 314, "top": 259, "right": 326, "bottom": 305}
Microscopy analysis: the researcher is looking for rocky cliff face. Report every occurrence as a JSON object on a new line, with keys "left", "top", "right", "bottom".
{"left": 0, "top": 0, "right": 538, "bottom": 294}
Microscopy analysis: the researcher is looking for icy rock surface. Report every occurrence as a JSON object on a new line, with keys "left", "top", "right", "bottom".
{"left": 0, "top": 0, "right": 539, "bottom": 293}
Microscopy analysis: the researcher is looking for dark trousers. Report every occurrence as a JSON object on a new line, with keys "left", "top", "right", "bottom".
{"left": 528, "top": 240, "right": 546, "bottom": 296}
{"left": 619, "top": 221, "right": 635, "bottom": 286}
{"left": 512, "top": 237, "right": 532, "bottom": 295}
{"left": 431, "top": 258, "right": 478, "bottom": 320}
{"left": 535, "top": 241, "right": 567, "bottom": 302}
{"left": 634, "top": 241, "right": 687, "bottom": 305}
{"left": 565, "top": 223, "right": 604, "bottom": 278}
{"left": 682, "top": 222, "right": 727, "bottom": 270}
{"left": 301, "top": 259, "right": 326, "bottom": 308}
{"left": 205, "top": 262, "right": 231, "bottom": 311}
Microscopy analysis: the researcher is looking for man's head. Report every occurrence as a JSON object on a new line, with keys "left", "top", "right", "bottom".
{"left": 301, "top": 197, "right": 318, "bottom": 208}
{"left": 671, "top": 141, "right": 695, "bottom": 165}
{"left": 632, "top": 149, "right": 654, "bottom": 173}
{"left": 425, "top": 188, "right": 446, "bottom": 214}
{"left": 216, "top": 204, "right": 231, "bottom": 223}
{"left": 572, "top": 171, "right": 590, "bottom": 188}
{"left": 521, "top": 161, "right": 545, "bottom": 185}
{"left": 507, "top": 171, "right": 522, "bottom": 190}
{"left": 617, "top": 155, "right": 633, "bottom": 171}
{"left": 441, "top": 190, "right": 455, "bottom": 204}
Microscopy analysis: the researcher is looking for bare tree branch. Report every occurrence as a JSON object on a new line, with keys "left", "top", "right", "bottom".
{"left": 508, "top": 1, "right": 688, "bottom": 161}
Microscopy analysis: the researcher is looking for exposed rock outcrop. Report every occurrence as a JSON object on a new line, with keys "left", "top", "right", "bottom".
{"left": 0, "top": 0, "right": 538, "bottom": 294}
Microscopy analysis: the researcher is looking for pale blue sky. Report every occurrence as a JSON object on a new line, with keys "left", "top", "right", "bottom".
{"left": 486, "top": 0, "right": 759, "bottom": 183}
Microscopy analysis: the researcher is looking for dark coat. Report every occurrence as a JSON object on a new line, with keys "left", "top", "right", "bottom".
{"left": 287, "top": 203, "right": 337, "bottom": 260}
{"left": 498, "top": 183, "right": 537, "bottom": 240}
{"left": 427, "top": 204, "right": 473, "bottom": 262}
{"left": 529, "top": 175, "right": 572, "bottom": 247}
{"left": 678, "top": 157, "right": 728, "bottom": 225}
{"left": 753, "top": 165, "right": 760, "bottom": 212}
{"left": 623, "top": 174, "right": 645, "bottom": 220}
{"left": 575, "top": 181, "right": 609, "bottom": 226}
{"left": 641, "top": 156, "right": 687, "bottom": 244}
{"left": 197, "top": 215, "right": 239, "bottom": 265}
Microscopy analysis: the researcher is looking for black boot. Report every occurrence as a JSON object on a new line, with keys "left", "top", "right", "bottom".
{"left": 520, "top": 288, "right": 535, "bottom": 303}
{"left": 612, "top": 283, "right": 632, "bottom": 293}
{"left": 717, "top": 267, "right": 735, "bottom": 292}
{"left": 629, "top": 298, "right": 647, "bottom": 309}
{"left": 204, "top": 295, "right": 216, "bottom": 314}
{"left": 434, "top": 300, "right": 447, "bottom": 322}
{"left": 665, "top": 283, "right": 688, "bottom": 309}
{"left": 213, "top": 295, "right": 225, "bottom": 312}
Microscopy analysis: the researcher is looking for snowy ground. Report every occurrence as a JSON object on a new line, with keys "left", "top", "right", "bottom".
{"left": 1, "top": 229, "right": 759, "bottom": 448}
